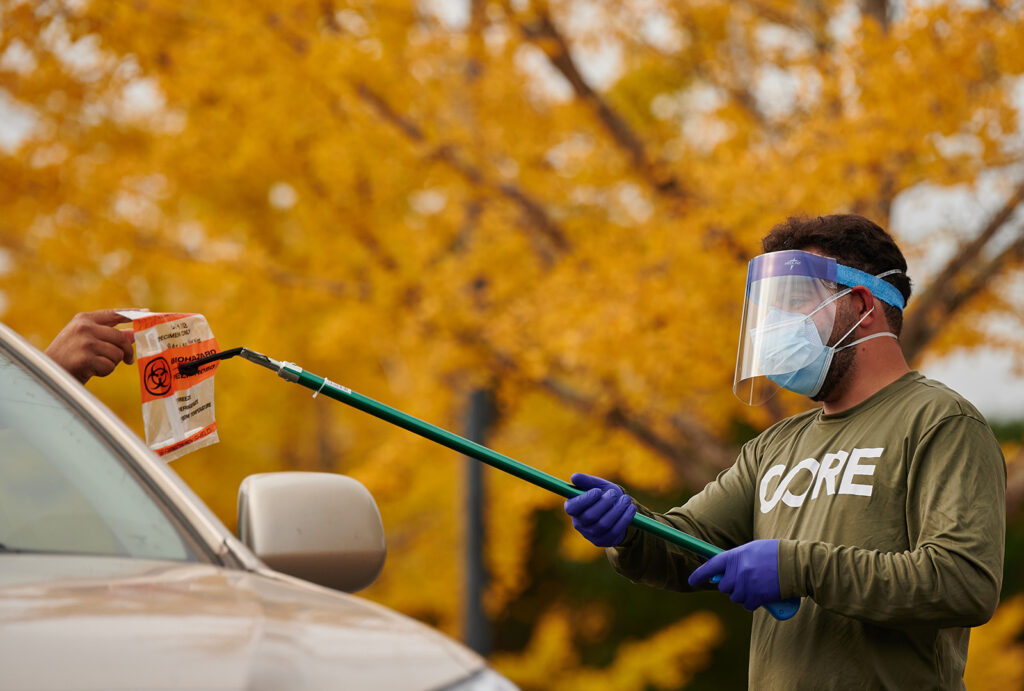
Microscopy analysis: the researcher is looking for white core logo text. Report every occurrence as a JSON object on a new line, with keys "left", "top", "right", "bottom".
{"left": 759, "top": 447, "right": 883, "bottom": 513}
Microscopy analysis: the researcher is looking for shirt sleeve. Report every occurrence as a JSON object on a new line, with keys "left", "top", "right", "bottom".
{"left": 777, "top": 414, "right": 1006, "bottom": 628}
{"left": 607, "top": 440, "right": 760, "bottom": 591}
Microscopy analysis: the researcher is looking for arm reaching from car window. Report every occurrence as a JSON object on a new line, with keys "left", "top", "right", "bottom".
{"left": 45, "top": 310, "right": 136, "bottom": 383}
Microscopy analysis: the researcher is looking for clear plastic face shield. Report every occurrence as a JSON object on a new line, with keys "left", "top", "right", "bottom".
{"left": 733, "top": 250, "right": 905, "bottom": 405}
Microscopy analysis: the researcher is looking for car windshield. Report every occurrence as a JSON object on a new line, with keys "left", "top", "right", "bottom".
{"left": 0, "top": 349, "right": 199, "bottom": 561}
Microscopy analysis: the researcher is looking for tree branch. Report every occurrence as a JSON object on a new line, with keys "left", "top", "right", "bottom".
{"left": 353, "top": 82, "right": 570, "bottom": 264}
{"left": 511, "top": 3, "right": 691, "bottom": 204}
{"left": 269, "top": 10, "right": 571, "bottom": 264}
{"left": 467, "top": 336, "right": 735, "bottom": 488}
{"left": 902, "top": 179, "right": 1024, "bottom": 360}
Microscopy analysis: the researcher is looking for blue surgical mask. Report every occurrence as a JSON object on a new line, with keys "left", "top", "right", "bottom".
{"left": 753, "top": 292, "right": 896, "bottom": 397}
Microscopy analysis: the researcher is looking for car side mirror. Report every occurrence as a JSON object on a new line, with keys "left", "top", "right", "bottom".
{"left": 238, "top": 472, "right": 386, "bottom": 593}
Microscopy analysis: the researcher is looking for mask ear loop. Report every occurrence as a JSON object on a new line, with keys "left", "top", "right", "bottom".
{"left": 806, "top": 286, "right": 852, "bottom": 320}
{"left": 833, "top": 305, "right": 874, "bottom": 349}
{"left": 834, "top": 277, "right": 904, "bottom": 351}
{"left": 828, "top": 268, "right": 904, "bottom": 342}
{"left": 797, "top": 286, "right": 853, "bottom": 346}
{"left": 838, "top": 331, "right": 899, "bottom": 351}
{"left": 807, "top": 268, "right": 905, "bottom": 348}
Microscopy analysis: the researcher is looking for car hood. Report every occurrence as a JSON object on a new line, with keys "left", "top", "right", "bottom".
{"left": 0, "top": 555, "right": 483, "bottom": 690}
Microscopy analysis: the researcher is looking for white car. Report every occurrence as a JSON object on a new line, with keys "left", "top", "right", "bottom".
{"left": 0, "top": 321, "right": 517, "bottom": 690}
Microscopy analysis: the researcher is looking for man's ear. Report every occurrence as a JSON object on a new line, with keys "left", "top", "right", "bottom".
{"left": 849, "top": 286, "right": 880, "bottom": 328}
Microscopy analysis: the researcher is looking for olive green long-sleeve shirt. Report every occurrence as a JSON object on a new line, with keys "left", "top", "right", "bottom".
{"left": 609, "top": 372, "right": 1005, "bottom": 690}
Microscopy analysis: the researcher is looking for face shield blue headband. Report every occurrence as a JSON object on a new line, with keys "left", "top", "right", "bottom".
{"left": 734, "top": 250, "right": 906, "bottom": 404}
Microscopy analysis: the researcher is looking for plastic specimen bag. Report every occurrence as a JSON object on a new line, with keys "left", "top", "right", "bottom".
{"left": 118, "top": 310, "right": 220, "bottom": 461}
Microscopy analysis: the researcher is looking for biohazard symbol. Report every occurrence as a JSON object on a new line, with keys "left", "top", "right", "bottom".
{"left": 144, "top": 356, "right": 172, "bottom": 396}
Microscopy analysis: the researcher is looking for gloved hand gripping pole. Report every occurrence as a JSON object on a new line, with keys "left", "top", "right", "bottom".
{"left": 181, "top": 349, "right": 800, "bottom": 621}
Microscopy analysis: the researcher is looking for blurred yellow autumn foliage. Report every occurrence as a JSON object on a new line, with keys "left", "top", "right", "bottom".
{"left": 966, "top": 594, "right": 1024, "bottom": 690}
{"left": 2, "top": 0, "right": 1024, "bottom": 687}
{"left": 490, "top": 608, "right": 723, "bottom": 690}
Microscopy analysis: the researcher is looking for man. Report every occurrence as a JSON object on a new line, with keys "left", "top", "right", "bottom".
{"left": 45, "top": 309, "right": 136, "bottom": 383}
{"left": 564, "top": 215, "right": 1006, "bottom": 689}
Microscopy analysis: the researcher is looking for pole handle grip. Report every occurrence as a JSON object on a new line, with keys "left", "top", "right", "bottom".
{"left": 633, "top": 514, "right": 799, "bottom": 621}
{"left": 764, "top": 598, "right": 801, "bottom": 620}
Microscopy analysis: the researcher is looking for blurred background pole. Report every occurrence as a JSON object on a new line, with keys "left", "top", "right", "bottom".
{"left": 461, "top": 0, "right": 492, "bottom": 655}
{"left": 463, "top": 388, "right": 496, "bottom": 656}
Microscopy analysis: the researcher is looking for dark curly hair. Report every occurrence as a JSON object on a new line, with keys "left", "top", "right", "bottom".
{"left": 761, "top": 215, "right": 912, "bottom": 335}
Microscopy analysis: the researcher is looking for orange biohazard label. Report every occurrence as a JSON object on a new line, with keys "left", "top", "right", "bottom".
{"left": 119, "top": 310, "right": 221, "bottom": 461}
{"left": 137, "top": 339, "right": 219, "bottom": 404}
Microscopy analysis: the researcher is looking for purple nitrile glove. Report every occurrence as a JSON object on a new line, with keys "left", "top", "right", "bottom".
{"left": 688, "top": 539, "right": 782, "bottom": 611}
{"left": 563, "top": 473, "right": 637, "bottom": 548}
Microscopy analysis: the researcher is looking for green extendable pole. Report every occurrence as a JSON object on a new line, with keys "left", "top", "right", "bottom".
{"left": 284, "top": 364, "right": 721, "bottom": 558}
{"left": 180, "top": 349, "right": 799, "bottom": 620}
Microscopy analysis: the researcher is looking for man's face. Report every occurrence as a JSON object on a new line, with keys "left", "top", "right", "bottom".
{"left": 781, "top": 247, "right": 841, "bottom": 342}
{"left": 759, "top": 274, "right": 839, "bottom": 344}
{"left": 789, "top": 246, "right": 861, "bottom": 402}
{"left": 811, "top": 294, "right": 860, "bottom": 402}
